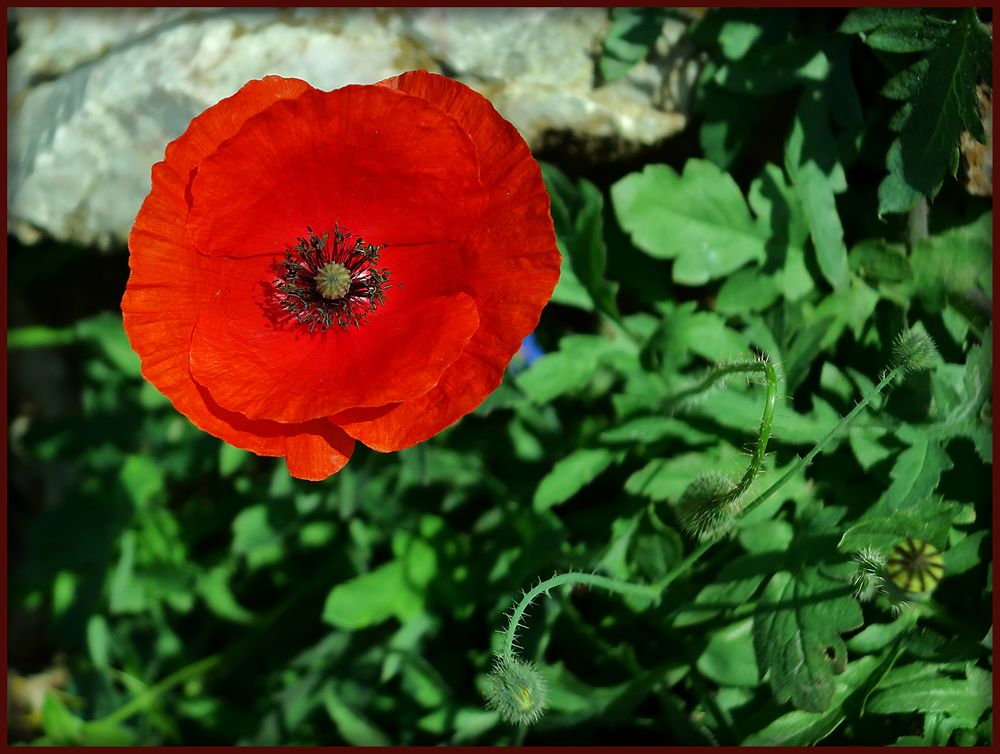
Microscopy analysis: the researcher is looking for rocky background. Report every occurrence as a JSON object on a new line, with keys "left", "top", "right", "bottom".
{"left": 8, "top": 7, "right": 702, "bottom": 250}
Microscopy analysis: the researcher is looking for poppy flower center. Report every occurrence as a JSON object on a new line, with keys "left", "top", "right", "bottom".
{"left": 315, "top": 262, "right": 352, "bottom": 300}
{"left": 273, "top": 225, "right": 392, "bottom": 331}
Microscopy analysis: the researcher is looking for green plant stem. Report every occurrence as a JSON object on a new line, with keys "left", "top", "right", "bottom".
{"left": 739, "top": 364, "right": 902, "bottom": 520}
{"left": 502, "top": 572, "right": 653, "bottom": 664}
{"left": 99, "top": 654, "right": 222, "bottom": 726}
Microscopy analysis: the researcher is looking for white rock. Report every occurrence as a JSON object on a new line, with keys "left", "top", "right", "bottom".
{"left": 8, "top": 7, "right": 697, "bottom": 248}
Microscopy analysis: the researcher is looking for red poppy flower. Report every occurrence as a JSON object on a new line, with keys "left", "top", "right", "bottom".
{"left": 122, "top": 71, "right": 560, "bottom": 480}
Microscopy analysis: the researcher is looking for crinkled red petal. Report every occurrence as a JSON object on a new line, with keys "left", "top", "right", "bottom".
{"left": 336, "top": 71, "right": 560, "bottom": 451}
{"left": 186, "top": 85, "right": 489, "bottom": 258}
{"left": 123, "top": 80, "right": 356, "bottom": 481}
{"left": 166, "top": 75, "right": 311, "bottom": 188}
{"left": 187, "top": 245, "right": 479, "bottom": 422}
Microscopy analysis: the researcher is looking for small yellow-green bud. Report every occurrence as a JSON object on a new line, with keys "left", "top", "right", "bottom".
{"left": 483, "top": 656, "right": 548, "bottom": 726}
{"left": 315, "top": 261, "right": 352, "bottom": 300}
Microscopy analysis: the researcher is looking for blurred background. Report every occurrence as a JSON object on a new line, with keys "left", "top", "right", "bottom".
{"left": 7, "top": 7, "right": 992, "bottom": 746}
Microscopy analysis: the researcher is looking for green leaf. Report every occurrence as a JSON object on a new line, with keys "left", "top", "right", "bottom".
{"left": 323, "top": 687, "right": 392, "bottom": 746}
{"left": 625, "top": 444, "right": 743, "bottom": 503}
{"left": 753, "top": 567, "right": 864, "bottom": 712}
{"left": 541, "top": 163, "right": 619, "bottom": 317}
{"left": 599, "top": 415, "right": 715, "bottom": 446}
{"left": 715, "top": 268, "right": 780, "bottom": 315}
{"left": 747, "top": 162, "right": 814, "bottom": 301}
{"left": 714, "top": 39, "right": 830, "bottom": 94}
{"left": 881, "top": 429, "right": 954, "bottom": 513}
{"left": 570, "top": 180, "right": 619, "bottom": 319}
{"left": 611, "top": 159, "right": 765, "bottom": 286}
{"left": 867, "top": 663, "right": 992, "bottom": 723}
{"left": 882, "top": 58, "right": 931, "bottom": 100}
{"left": 697, "top": 82, "right": 764, "bottom": 170}
{"left": 323, "top": 535, "right": 435, "bottom": 630}
{"left": 40, "top": 692, "right": 83, "bottom": 743}
{"left": 697, "top": 618, "right": 760, "bottom": 687}
{"left": 847, "top": 612, "right": 918, "bottom": 654}
{"left": 839, "top": 8, "right": 954, "bottom": 53}
{"left": 517, "top": 334, "right": 632, "bottom": 404}
{"left": 673, "top": 553, "right": 773, "bottom": 627}
{"left": 533, "top": 448, "right": 617, "bottom": 511}
{"left": 74, "top": 311, "right": 142, "bottom": 377}
{"left": 198, "top": 564, "right": 255, "bottom": 624}
{"left": 744, "top": 656, "right": 881, "bottom": 745}
{"left": 108, "top": 532, "right": 144, "bottom": 614}
{"left": 909, "top": 212, "right": 992, "bottom": 312}
{"left": 599, "top": 8, "right": 669, "bottom": 82}
{"left": 231, "top": 504, "right": 284, "bottom": 570}
{"left": 943, "top": 530, "right": 988, "bottom": 577}
{"left": 86, "top": 614, "right": 111, "bottom": 668}
{"left": 322, "top": 560, "right": 412, "bottom": 630}
{"left": 879, "top": 10, "right": 991, "bottom": 211}
{"left": 878, "top": 140, "right": 924, "bottom": 214}
{"left": 119, "top": 455, "right": 165, "bottom": 509}
{"left": 840, "top": 429, "right": 957, "bottom": 552}
{"left": 218, "top": 442, "right": 250, "bottom": 477}
{"left": 784, "top": 86, "right": 850, "bottom": 290}
{"left": 926, "top": 329, "right": 992, "bottom": 462}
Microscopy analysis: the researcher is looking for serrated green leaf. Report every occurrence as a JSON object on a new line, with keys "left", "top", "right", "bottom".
{"left": 599, "top": 415, "right": 714, "bottom": 446}
{"left": 882, "top": 429, "right": 954, "bottom": 512}
{"left": 698, "top": 618, "right": 760, "bottom": 687}
{"left": 924, "top": 329, "right": 992, "bottom": 461}
{"left": 697, "top": 83, "right": 763, "bottom": 170}
{"left": 599, "top": 8, "right": 669, "bottom": 82}
{"left": 744, "top": 656, "right": 881, "bottom": 745}
{"left": 715, "top": 268, "right": 780, "bottom": 315}
{"left": 882, "top": 58, "right": 931, "bottom": 100}
{"left": 753, "top": 567, "right": 864, "bottom": 712}
{"left": 867, "top": 663, "right": 992, "bottom": 723}
{"left": 612, "top": 160, "right": 765, "bottom": 285}
{"left": 838, "top": 506, "right": 957, "bottom": 553}
{"left": 714, "top": 39, "right": 830, "bottom": 94}
{"left": 785, "top": 87, "right": 850, "bottom": 290}
{"left": 532, "top": 448, "right": 614, "bottom": 511}
{"left": 840, "top": 430, "right": 958, "bottom": 552}
{"left": 879, "top": 10, "right": 991, "bottom": 211}
{"left": 839, "top": 8, "right": 954, "bottom": 53}
{"left": 910, "top": 212, "right": 992, "bottom": 312}
{"left": 541, "top": 163, "right": 619, "bottom": 317}
{"left": 878, "top": 140, "right": 924, "bottom": 214}
{"left": 943, "top": 530, "right": 988, "bottom": 577}
{"left": 516, "top": 334, "right": 632, "bottom": 404}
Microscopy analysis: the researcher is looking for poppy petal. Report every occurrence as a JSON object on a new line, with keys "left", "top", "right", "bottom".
{"left": 338, "top": 72, "right": 560, "bottom": 450}
{"left": 186, "top": 85, "right": 489, "bottom": 259}
{"left": 165, "top": 75, "right": 312, "bottom": 184}
{"left": 187, "top": 250, "right": 480, "bottom": 423}
{"left": 123, "top": 160, "right": 356, "bottom": 481}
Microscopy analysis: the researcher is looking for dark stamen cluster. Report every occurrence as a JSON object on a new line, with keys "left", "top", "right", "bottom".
{"left": 274, "top": 224, "right": 392, "bottom": 331}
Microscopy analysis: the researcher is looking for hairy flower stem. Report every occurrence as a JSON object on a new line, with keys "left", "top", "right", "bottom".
{"left": 738, "top": 363, "right": 901, "bottom": 521}
{"left": 501, "top": 572, "right": 653, "bottom": 665}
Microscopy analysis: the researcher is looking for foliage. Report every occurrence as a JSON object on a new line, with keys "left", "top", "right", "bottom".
{"left": 8, "top": 8, "right": 991, "bottom": 746}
